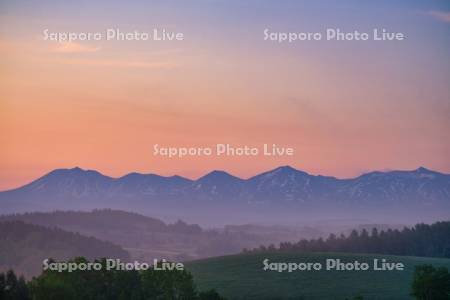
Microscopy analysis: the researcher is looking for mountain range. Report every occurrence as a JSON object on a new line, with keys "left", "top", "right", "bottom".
{"left": 1, "top": 166, "right": 449, "bottom": 225}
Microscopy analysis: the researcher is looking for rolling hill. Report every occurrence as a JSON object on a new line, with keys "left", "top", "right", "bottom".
{"left": 186, "top": 252, "right": 450, "bottom": 300}
{"left": 0, "top": 220, "right": 129, "bottom": 278}
{"left": 0, "top": 210, "right": 321, "bottom": 262}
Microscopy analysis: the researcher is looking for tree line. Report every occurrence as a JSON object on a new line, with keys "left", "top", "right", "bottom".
{"left": 0, "top": 257, "right": 225, "bottom": 300}
{"left": 2, "top": 261, "right": 449, "bottom": 300}
{"left": 247, "top": 221, "right": 450, "bottom": 258}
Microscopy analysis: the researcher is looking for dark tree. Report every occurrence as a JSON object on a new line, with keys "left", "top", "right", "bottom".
{"left": 0, "top": 270, "right": 30, "bottom": 300}
{"left": 0, "top": 272, "right": 4, "bottom": 299}
{"left": 27, "top": 257, "right": 226, "bottom": 300}
{"left": 141, "top": 263, "right": 197, "bottom": 300}
{"left": 411, "top": 264, "right": 450, "bottom": 300}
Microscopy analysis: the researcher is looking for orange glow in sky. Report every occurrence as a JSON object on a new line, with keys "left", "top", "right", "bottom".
{"left": 1, "top": 2, "right": 449, "bottom": 190}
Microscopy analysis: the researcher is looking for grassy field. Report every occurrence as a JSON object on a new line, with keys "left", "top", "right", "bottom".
{"left": 186, "top": 252, "right": 450, "bottom": 300}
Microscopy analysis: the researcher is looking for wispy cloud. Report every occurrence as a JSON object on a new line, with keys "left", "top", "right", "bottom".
{"left": 52, "top": 42, "right": 101, "bottom": 53}
{"left": 427, "top": 10, "right": 450, "bottom": 23}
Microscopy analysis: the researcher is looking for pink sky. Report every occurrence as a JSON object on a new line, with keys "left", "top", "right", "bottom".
{"left": 1, "top": 2, "right": 449, "bottom": 190}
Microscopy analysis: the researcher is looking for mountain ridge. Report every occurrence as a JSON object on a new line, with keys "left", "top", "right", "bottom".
{"left": 4, "top": 165, "right": 450, "bottom": 193}
{"left": 1, "top": 165, "right": 449, "bottom": 224}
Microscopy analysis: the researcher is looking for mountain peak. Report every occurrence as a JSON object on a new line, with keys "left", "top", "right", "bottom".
{"left": 267, "top": 165, "right": 309, "bottom": 176}
{"left": 198, "top": 170, "right": 241, "bottom": 181}
{"left": 209, "top": 170, "right": 232, "bottom": 176}
{"left": 53, "top": 167, "right": 100, "bottom": 175}
{"left": 247, "top": 165, "right": 311, "bottom": 184}
{"left": 276, "top": 165, "right": 298, "bottom": 172}
{"left": 60, "top": 167, "right": 106, "bottom": 178}
{"left": 415, "top": 166, "right": 431, "bottom": 173}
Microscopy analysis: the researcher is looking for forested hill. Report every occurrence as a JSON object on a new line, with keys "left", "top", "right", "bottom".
{"left": 0, "top": 210, "right": 280, "bottom": 263}
{"left": 0, "top": 221, "right": 129, "bottom": 278}
{"left": 0, "top": 209, "right": 202, "bottom": 234}
{"left": 248, "top": 221, "right": 450, "bottom": 258}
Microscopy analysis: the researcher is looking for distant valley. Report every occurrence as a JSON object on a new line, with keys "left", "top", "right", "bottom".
{"left": 0, "top": 209, "right": 331, "bottom": 277}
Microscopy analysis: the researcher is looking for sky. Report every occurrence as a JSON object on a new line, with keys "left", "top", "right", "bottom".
{"left": 0, "top": 0, "right": 449, "bottom": 190}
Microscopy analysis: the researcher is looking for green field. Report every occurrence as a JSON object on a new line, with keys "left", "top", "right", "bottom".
{"left": 186, "top": 252, "right": 450, "bottom": 300}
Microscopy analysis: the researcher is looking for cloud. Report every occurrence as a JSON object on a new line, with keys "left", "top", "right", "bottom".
{"left": 52, "top": 42, "right": 101, "bottom": 53}
{"left": 427, "top": 10, "right": 450, "bottom": 23}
